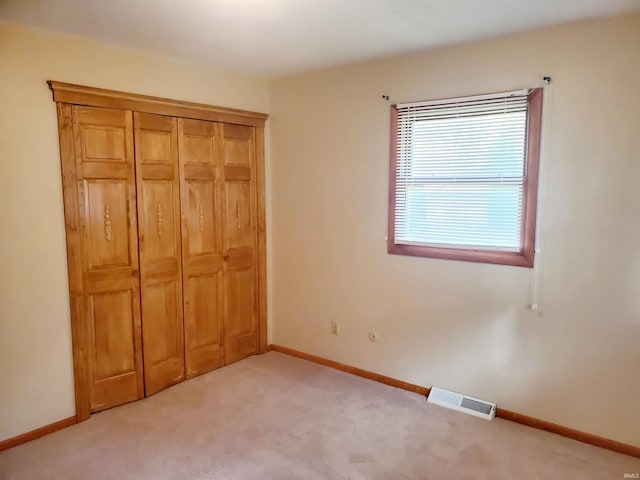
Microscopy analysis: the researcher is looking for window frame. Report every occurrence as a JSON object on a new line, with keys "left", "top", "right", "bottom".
{"left": 387, "top": 88, "right": 543, "bottom": 267}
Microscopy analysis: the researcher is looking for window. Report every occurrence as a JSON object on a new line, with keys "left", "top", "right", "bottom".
{"left": 388, "top": 88, "right": 542, "bottom": 267}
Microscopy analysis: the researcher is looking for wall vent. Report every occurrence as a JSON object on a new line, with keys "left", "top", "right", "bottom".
{"left": 427, "top": 387, "right": 496, "bottom": 420}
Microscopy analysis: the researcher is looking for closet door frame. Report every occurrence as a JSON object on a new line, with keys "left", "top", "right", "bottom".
{"left": 50, "top": 81, "right": 269, "bottom": 422}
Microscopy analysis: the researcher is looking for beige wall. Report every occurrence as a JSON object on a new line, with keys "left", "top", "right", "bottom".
{"left": 2, "top": 12, "right": 639, "bottom": 448}
{"left": 270, "top": 13, "right": 640, "bottom": 446}
{"left": 0, "top": 21, "right": 270, "bottom": 442}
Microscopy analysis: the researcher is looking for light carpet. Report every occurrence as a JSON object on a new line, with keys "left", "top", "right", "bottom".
{"left": 0, "top": 351, "right": 638, "bottom": 479}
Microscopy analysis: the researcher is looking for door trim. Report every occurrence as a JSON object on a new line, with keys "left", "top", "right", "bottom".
{"left": 255, "top": 127, "right": 268, "bottom": 354}
{"left": 48, "top": 81, "right": 268, "bottom": 127}
{"left": 56, "top": 102, "right": 92, "bottom": 421}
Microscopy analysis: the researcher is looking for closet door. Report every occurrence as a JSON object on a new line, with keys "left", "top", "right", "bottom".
{"left": 72, "top": 106, "right": 143, "bottom": 412}
{"left": 134, "top": 113, "right": 185, "bottom": 396}
{"left": 221, "top": 124, "right": 258, "bottom": 364}
{"left": 178, "top": 119, "right": 225, "bottom": 377}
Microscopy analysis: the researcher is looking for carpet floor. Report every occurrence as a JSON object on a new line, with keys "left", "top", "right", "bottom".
{"left": 0, "top": 351, "right": 638, "bottom": 479}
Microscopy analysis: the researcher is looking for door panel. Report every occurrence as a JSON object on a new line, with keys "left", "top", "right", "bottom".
{"left": 140, "top": 130, "right": 172, "bottom": 161}
{"left": 226, "top": 269, "right": 254, "bottom": 338}
{"left": 85, "top": 180, "right": 130, "bottom": 268}
{"left": 179, "top": 118, "right": 225, "bottom": 377}
{"left": 184, "top": 274, "right": 223, "bottom": 370}
{"left": 222, "top": 124, "right": 252, "bottom": 166}
{"left": 134, "top": 112, "right": 185, "bottom": 397}
{"left": 91, "top": 291, "right": 135, "bottom": 380}
{"left": 143, "top": 281, "right": 182, "bottom": 363}
{"left": 187, "top": 276, "right": 220, "bottom": 348}
{"left": 186, "top": 182, "right": 216, "bottom": 255}
{"left": 221, "top": 123, "right": 258, "bottom": 364}
{"left": 142, "top": 180, "right": 178, "bottom": 261}
{"left": 183, "top": 135, "right": 215, "bottom": 163}
{"left": 224, "top": 181, "right": 252, "bottom": 250}
{"left": 72, "top": 105, "right": 143, "bottom": 412}
{"left": 82, "top": 127, "right": 126, "bottom": 161}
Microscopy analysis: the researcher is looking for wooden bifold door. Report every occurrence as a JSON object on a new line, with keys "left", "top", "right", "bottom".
{"left": 178, "top": 119, "right": 225, "bottom": 377}
{"left": 134, "top": 113, "right": 185, "bottom": 396}
{"left": 50, "top": 82, "right": 268, "bottom": 421}
{"left": 70, "top": 106, "right": 144, "bottom": 412}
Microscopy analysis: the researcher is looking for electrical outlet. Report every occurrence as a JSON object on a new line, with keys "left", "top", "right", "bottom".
{"left": 331, "top": 321, "right": 340, "bottom": 336}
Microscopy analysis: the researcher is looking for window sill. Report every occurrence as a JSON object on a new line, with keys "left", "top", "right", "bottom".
{"left": 388, "top": 243, "right": 534, "bottom": 267}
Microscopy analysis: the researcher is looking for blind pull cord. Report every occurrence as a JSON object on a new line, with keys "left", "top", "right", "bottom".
{"left": 528, "top": 77, "right": 554, "bottom": 316}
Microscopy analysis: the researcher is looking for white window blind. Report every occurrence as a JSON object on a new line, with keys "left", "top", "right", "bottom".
{"left": 394, "top": 90, "right": 530, "bottom": 251}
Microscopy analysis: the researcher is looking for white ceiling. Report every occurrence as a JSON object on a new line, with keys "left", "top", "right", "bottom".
{"left": 1, "top": 0, "right": 639, "bottom": 77}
